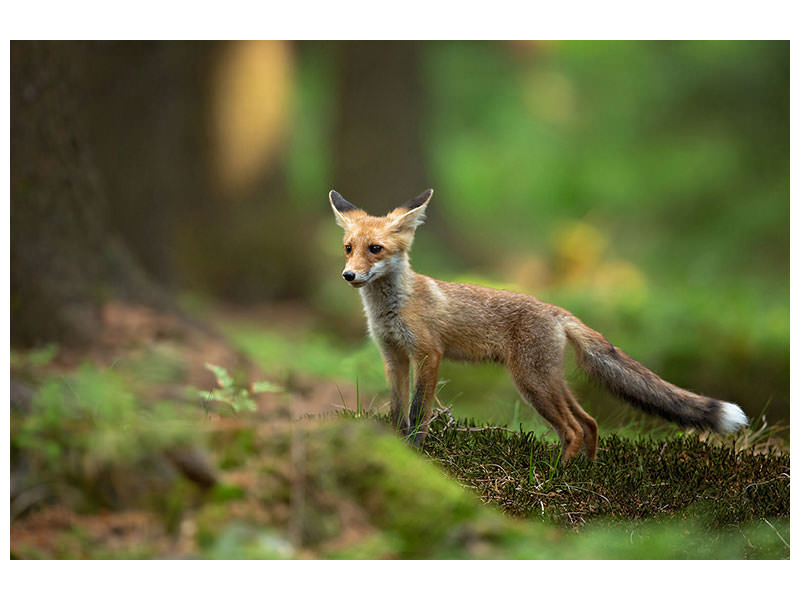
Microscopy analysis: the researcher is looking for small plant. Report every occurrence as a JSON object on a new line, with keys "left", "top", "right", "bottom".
{"left": 192, "top": 363, "right": 282, "bottom": 415}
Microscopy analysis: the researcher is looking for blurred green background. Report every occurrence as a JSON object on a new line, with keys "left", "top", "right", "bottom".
{"left": 12, "top": 40, "right": 789, "bottom": 430}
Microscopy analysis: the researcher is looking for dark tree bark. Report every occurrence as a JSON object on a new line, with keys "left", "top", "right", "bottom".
{"left": 80, "top": 41, "right": 219, "bottom": 287}
{"left": 331, "top": 41, "right": 430, "bottom": 210}
{"left": 11, "top": 41, "right": 167, "bottom": 347}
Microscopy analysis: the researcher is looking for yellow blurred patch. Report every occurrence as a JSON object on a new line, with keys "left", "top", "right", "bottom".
{"left": 213, "top": 41, "right": 293, "bottom": 195}
{"left": 522, "top": 69, "right": 577, "bottom": 125}
{"left": 591, "top": 260, "right": 648, "bottom": 298}
{"left": 553, "top": 220, "right": 648, "bottom": 300}
{"left": 555, "top": 221, "right": 608, "bottom": 281}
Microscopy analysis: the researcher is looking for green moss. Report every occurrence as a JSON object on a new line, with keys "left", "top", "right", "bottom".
{"left": 11, "top": 364, "right": 206, "bottom": 515}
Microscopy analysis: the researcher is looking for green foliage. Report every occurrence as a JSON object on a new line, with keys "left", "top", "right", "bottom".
{"left": 11, "top": 364, "right": 203, "bottom": 514}
{"left": 15, "top": 365, "right": 191, "bottom": 464}
{"left": 286, "top": 43, "right": 336, "bottom": 205}
{"left": 186, "top": 363, "right": 282, "bottom": 415}
{"left": 10, "top": 343, "right": 59, "bottom": 369}
{"left": 422, "top": 41, "right": 787, "bottom": 283}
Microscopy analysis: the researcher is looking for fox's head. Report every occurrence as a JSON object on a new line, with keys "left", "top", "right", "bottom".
{"left": 329, "top": 189, "right": 433, "bottom": 288}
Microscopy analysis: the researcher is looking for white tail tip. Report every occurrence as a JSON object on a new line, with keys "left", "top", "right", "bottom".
{"left": 718, "top": 402, "right": 748, "bottom": 433}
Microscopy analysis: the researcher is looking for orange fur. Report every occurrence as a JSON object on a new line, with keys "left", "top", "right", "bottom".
{"left": 329, "top": 189, "right": 747, "bottom": 460}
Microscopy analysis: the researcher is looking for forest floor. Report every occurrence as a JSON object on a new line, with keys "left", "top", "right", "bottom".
{"left": 10, "top": 302, "right": 790, "bottom": 559}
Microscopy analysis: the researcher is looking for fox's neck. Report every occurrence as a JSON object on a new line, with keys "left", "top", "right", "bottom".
{"left": 358, "top": 253, "right": 415, "bottom": 323}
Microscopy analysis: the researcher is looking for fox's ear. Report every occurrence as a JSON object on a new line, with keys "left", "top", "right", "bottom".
{"left": 401, "top": 188, "right": 434, "bottom": 212}
{"left": 390, "top": 188, "right": 433, "bottom": 232}
{"left": 329, "top": 190, "right": 360, "bottom": 228}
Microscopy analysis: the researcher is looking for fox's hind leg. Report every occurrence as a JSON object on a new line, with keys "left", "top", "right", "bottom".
{"left": 562, "top": 383, "right": 598, "bottom": 460}
{"left": 509, "top": 364, "right": 585, "bottom": 461}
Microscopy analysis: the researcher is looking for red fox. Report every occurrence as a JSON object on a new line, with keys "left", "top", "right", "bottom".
{"left": 329, "top": 188, "right": 748, "bottom": 461}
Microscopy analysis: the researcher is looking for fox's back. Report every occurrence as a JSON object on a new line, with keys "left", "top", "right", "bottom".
{"left": 403, "top": 275, "right": 568, "bottom": 365}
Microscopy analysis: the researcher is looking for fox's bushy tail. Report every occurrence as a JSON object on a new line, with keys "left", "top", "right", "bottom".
{"left": 563, "top": 317, "right": 747, "bottom": 434}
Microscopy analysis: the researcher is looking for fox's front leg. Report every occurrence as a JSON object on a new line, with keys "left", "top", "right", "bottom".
{"left": 383, "top": 347, "right": 410, "bottom": 432}
{"left": 407, "top": 351, "right": 442, "bottom": 448}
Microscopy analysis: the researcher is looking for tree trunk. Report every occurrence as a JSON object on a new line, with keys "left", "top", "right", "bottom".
{"left": 331, "top": 41, "right": 430, "bottom": 210}
{"left": 80, "top": 41, "right": 219, "bottom": 287}
{"left": 11, "top": 41, "right": 167, "bottom": 347}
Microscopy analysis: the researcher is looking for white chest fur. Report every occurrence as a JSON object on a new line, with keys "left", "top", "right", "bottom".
{"left": 358, "top": 259, "right": 415, "bottom": 351}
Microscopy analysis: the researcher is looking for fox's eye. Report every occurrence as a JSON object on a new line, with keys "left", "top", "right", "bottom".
{"left": 369, "top": 244, "right": 383, "bottom": 254}
{"left": 345, "top": 244, "right": 352, "bottom": 254}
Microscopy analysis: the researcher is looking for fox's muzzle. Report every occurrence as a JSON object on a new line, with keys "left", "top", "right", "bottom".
{"left": 342, "top": 269, "right": 372, "bottom": 287}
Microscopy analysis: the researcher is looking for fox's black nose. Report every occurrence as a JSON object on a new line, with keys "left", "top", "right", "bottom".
{"left": 342, "top": 271, "right": 356, "bottom": 282}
